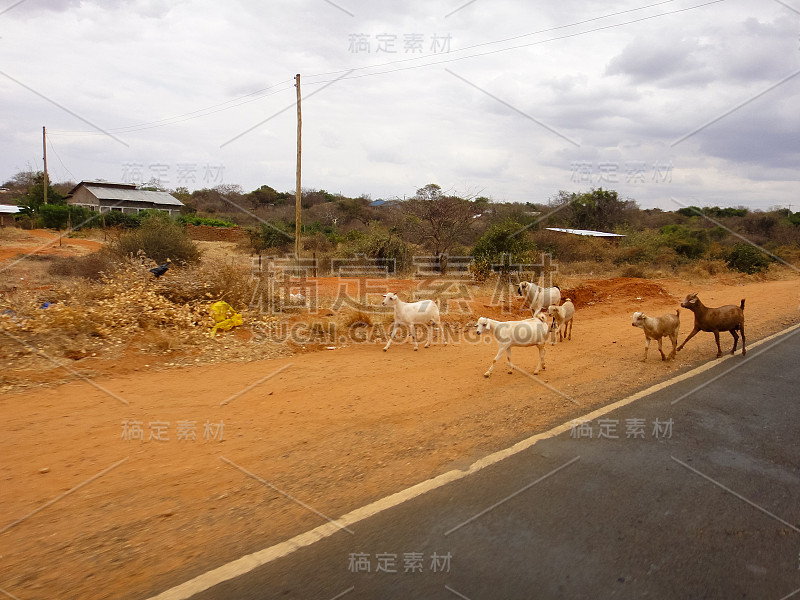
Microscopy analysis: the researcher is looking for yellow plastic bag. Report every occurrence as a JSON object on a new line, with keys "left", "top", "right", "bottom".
{"left": 209, "top": 301, "right": 243, "bottom": 337}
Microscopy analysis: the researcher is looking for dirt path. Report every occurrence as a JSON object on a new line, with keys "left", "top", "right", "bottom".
{"left": 0, "top": 276, "right": 798, "bottom": 600}
{"left": 0, "top": 229, "right": 102, "bottom": 263}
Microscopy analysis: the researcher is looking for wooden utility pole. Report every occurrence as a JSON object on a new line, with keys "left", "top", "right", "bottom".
{"left": 42, "top": 126, "right": 48, "bottom": 205}
{"left": 294, "top": 73, "right": 302, "bottom": 259}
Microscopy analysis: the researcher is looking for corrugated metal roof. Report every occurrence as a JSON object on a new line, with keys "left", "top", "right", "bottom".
{"left": 0, "top": 204, "right": 21, "bottom": 214}
{"left": 545, "top": 227, "right": 625, "bottom": 237}
{"left": 83, "top": 185, "right": 183, "bottom": 206}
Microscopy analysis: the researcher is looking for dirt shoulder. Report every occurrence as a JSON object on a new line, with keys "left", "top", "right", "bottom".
{"left": 0, "top": 275, "right": 798, "bottom": 600}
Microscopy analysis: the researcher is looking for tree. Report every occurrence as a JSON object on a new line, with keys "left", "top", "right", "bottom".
{"left": 470, "top": 218, "right": 536, "bottom": 279}
{"left": 400, "top": 184, "right": 477, "bottom": 268}
{"left": 336, "top": 196, "right": 374, "bottom": 226}
{"left": 551, "top": 188, "right": 636, "bottom": 231}
{"left": 15, "top": 171, "right": 66, "bottom": 216}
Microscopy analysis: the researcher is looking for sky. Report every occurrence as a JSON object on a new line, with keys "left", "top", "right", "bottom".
{"left": 0, "top": 0, "right": 798, "bottom": 211}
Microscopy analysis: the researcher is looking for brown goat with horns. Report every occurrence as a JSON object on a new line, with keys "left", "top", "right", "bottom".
{"left": 676, "top": 293, "right": 746, "bottom": 358}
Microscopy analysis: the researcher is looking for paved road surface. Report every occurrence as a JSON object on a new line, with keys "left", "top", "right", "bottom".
{"left": 186, "top": 328, "right": 800, "bottom": 600}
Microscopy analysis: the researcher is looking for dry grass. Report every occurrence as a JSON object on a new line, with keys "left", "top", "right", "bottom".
{"left": 0, "top": 227, "right": 31, "bottom": 242}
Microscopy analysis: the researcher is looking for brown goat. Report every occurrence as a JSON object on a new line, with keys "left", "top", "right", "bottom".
{"left": 676, "top": 293, "right": 746, "bottom": 358}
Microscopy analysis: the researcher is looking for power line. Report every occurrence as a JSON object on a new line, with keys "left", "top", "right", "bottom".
{"left": 48, "top": 0, "right": 727, "bottom": 135}
{"left": 301, "top": 0, "right": 729, "bottom": 87}
{"left": 305, "top": 0, "right": 684, "bottom": 80}
{"left": 46, "top": 138, "right": 78, "bottom": 182}
{"left": 49, "top": 78, "right": 296, "bottom": 135}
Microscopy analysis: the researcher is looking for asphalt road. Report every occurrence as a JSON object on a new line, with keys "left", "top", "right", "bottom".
{"left": 186, "top": 327, "right": 800, "bottom": 600}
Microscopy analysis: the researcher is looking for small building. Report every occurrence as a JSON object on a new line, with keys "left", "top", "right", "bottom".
{"left": 369, "top": 199, "right": 401, "bottom": 208}
{"left": 0, "top": 204, "right": 20, "bottom": 226}
{"left": 66, "top": 181, "right": 183, "bottom": 215}
{"left": 545, "top": 227, "right": 625, "bottom": 238}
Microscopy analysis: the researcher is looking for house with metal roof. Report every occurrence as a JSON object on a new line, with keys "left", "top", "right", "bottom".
{"left": 545, "top": 227, "right": 625, "bottom": 238}
{"left": 0, "top": 204, "right": 20, "bottom": 226}
{"left": 66, "top": 181, "right": 183, "bottom": 215}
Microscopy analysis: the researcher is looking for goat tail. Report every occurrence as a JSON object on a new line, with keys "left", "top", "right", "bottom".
{"left": 740, "top": 299, "right": 745, "bottom": 310}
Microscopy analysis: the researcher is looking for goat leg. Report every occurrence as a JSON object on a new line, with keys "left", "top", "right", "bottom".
{"left": 730, "top": 329, "right": 739, "bottom": 355}
{"left": 383, "top": 323, "right": 398, "bottom": 351}
{"left": 677, "top": 327, "right": 700, "bottom": 351}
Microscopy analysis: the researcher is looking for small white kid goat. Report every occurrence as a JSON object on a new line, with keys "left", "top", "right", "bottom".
{"left": 382, "top": 292, "right": 445, "bottom": 352}
{"left": 631, "top": 310, "right": 680, "bottom": 361}
{"left": 547, "top": 299, "right": 575, "bottom": 345}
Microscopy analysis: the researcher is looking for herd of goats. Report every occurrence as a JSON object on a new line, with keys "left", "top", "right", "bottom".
{"left": 378, "top": 282, "right": 746, "bottom": 378}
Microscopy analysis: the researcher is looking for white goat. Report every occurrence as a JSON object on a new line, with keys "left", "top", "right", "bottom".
{"left": 631, "top": 310, "right": 680, "bottom": 362}
{"left": 382, "top": 292, "right": 445, "bottom": 352}
{"left": 547, "top": 299, "right": 575, "bottom": 345}
{"left": 517, "top": 281, "right": 561, "bottom": 316}
{"left": 475, "top": 312, "right": 549, "bottom": 377}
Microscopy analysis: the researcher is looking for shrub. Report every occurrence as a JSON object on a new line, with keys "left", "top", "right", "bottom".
{"left": 48, "top": 248, "right": 121, "bottom": 280}
{"left": 177, "top": 215, "right": 236, "bottom": 227}
{"left": 113, "top": 213, "right": 200, "bottom": 264}
{"left": 39, "top": 204, "right": 95, "bottom": 230}
{"left": 471, "top": 219, "right": 537, "bottom": 279}
{"left": 725, "top": 243, "right": 771, "bottom": 274}
{"left": 248, "top": 221, "right": 294, "bottom": 254}
{"left": 658, "top": 225, "right": 709, "bottom": 259}
{"left": 99, "top": 211, "right": 141, "bottom": 229}
{"left": 337, "top": 223, "right": 411, "bottom": 273}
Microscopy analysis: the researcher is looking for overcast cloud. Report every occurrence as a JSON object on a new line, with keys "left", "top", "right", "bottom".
{"left": 1, "top": 0, "right": 798, "bottom": 210}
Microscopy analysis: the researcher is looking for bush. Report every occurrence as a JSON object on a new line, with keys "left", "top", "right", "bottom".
{"left": 113, "top": 213, "right": 200, "bottom": 264}
{"left": 471, "top": 219, "right": 537, "bottom": 279}
{"left": 726, "top": 243, "right": 771, "bottom": 274}
{"left": 337, "top": 223, "right": 411, "bottom": 273}
{"left": 99, "top": 211, "right": 141, "bottom": 229}
{"left": 658, "top": 225, "right": 709, "bottom": 259}
{"left": 48, "top": 248, "right": 121, "bottom": 280}
{"left": 248, "top": 221, "right": 294, "bottom": 254}
{"left": 177, "top": 215, "right": 236, "bottom": 228}
{"left": 39, "top": 204, "right": 95, "bottom": 230}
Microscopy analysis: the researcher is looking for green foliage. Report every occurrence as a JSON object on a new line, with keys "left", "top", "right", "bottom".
{"left": 100, "top": 211, "right": 142, "bottom": 229}
{"left": 471, "top": 219, "right": 536, "bottom": 280}
{"left": 788, "top": 212, "right": 800, "bottom": 226}
{"left": 705, "top": 206, "right": 748, "bottom": 218}
{"left": 248, "top": 221, "right": 294, "bottom": 254}
{"left": 471, "top": 219, "right": 535, "bottom": 263}
{"left": 676, "top": 206, "right": 703, "bottom": 218}
{"left": 246, "top": 185, "right": 293, "bottom": 208}
{"left": 113, "top": 213, "right": 200, "bottom": 264}
{"left": 552, "top": 188, "right": 636, "bottom": 231}
{"left": 14, "top": 172, "right": 66, "bottom": 216}
{"left": 677, "top": 206, "right": 748, "bottom": 218}
{"left": 658, "top": 224, "right": 709, "bottom": 259}
{"left": 177, "top": 214, "right": 235, "bottom": 227}
{"left": 725, "top": 243, "right": 771, "bottom": 274}
{"left": 338, "top": 223, "right": 411, "bottom": 271}
{"left": 38, "top": 204, "right": 94, "bottom": 229}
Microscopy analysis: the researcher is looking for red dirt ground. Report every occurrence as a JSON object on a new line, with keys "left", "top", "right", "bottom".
{"left": 1, "top": 261, "right": 799, "bottom": 599}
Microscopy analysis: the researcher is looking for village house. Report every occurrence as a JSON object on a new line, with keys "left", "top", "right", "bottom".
{"left": 66, "top": 181, "right": 183, "bottom": 215}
